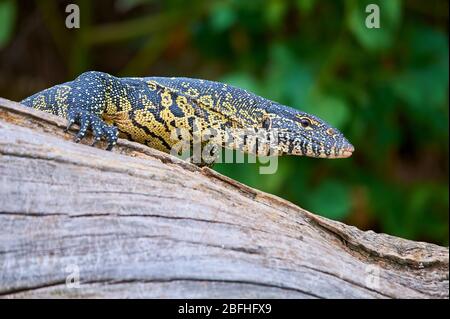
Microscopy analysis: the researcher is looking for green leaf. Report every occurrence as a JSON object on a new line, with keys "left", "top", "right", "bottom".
{"left": 305, "top": 93, "right": 350, "bottom": 128}
{"left": 392, "top": 26, "right": 449, "bottom": 110}
{"left": 296, "top": 0, "right": 316, "bottom": 13}
{"left": 347, "top": 0, "right": 401, "bottom": 51}
{"left": 0, "top": 0, "right": 16, "bottom": 49}
{"left": 264, "top": 0, "right": 287, "bottom": 28}
{"left": 307, "top": 180, "right": 351, "bottom": 220}
{"left": 209, "top": 2, "right": 237, "bottom": 32}
{"left": 265, "top": 44, "right": 314, "bottom": 105}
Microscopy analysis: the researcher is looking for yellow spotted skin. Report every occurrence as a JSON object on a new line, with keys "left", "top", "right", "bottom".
{"left": 20, "top": 71, "right": 354, "bottom": 161}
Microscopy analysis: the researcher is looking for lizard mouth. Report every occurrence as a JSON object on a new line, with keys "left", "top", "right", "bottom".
{"left": 330, "top": 144, "right": 354, "bottom": 158}
{"left": 289, "top": 140, "right": 354, "bottom": 158}
{"left": 311, "top": 135, "right": 354, "bottom": 159}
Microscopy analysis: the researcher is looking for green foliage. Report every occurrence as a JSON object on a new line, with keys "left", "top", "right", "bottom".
{"left": 0, "top": 0, "right": 16, "bottom": 49}
{"left": 306, "top": 93, "right": 351, "bottom": 128}
{"left": 307, "top": 179, "right": 352, "bottom": 220}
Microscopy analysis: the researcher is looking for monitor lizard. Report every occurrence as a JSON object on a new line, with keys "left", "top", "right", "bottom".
{"left": 20, "top": 71, "right": 354, "bottom": 165}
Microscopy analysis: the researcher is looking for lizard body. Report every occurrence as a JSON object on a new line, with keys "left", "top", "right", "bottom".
{"left": 21, "top": 71, "right": 354, "bottom": 164}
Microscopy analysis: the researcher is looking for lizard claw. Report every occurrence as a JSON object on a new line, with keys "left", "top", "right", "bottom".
{"left": 105, "top": 127, "right": 119, "bottom": 151}
{"left": 65, "top": 120, "right": 74, "bottom": 132}
{"left": 91, "top": 137, "right": 101, "bottom": 147}
{"left": 65, "top": 109, "right": 78, "bottom": 132}
{"left": 65, "top": 108, "right": 119, "bottom": 150}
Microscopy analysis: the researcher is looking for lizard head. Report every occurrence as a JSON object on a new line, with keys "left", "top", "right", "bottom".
{"left": 261, "top": 104, "right": 354, "bottom": 158}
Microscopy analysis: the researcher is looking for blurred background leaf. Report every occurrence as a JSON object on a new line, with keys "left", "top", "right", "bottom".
{"left": 0, "top": 0, "right": 447, "bottom": 245}
{"left": 307, "top": 179, "right": 352, "bottom": 220}
{"left": 347, "top": 0, "right": 402, "bottom": 51}
{"left": 0, "top": 0, "right": 17, "bottom": 49}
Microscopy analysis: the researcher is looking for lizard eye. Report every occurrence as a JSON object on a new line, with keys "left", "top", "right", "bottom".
{"left": 262, "top": 117, "right": 271, "bottom": 129}
{"left": 300, "top": 118, "right": 311, "bottom": 128}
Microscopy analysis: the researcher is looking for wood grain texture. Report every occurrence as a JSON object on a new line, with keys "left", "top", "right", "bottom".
{"left": 0, "top": 97, "right": 448, "bottom": 299}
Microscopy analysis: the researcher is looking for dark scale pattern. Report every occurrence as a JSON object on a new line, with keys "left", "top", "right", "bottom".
{"left": 20, "top": 71, "right": 354, "bottom": 161}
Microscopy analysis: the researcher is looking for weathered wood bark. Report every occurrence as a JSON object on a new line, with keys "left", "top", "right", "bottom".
{"left": 0, "top": 97, "right": 448, "bottom": 299}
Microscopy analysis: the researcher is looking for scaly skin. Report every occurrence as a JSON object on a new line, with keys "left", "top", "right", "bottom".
{"left": 21, "top": 71, "right": 354, "bottom": 163}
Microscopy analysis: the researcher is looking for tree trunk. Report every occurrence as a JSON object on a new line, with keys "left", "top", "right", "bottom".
{"left": 0, "top": 97, "right": 448, "bottom": 299}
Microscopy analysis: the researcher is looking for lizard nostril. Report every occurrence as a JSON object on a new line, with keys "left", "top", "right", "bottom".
{"left": 326, "top": 128, "right": 335, "bottom": 136}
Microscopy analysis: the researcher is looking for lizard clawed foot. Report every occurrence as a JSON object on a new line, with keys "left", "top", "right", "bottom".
{"left": 66, "top": 108, "right": 119, "bottom": 151}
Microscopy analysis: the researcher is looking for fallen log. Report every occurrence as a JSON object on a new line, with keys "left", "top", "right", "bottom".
{"left": 0, "top": 97, "right": 448, "bottom": 298}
